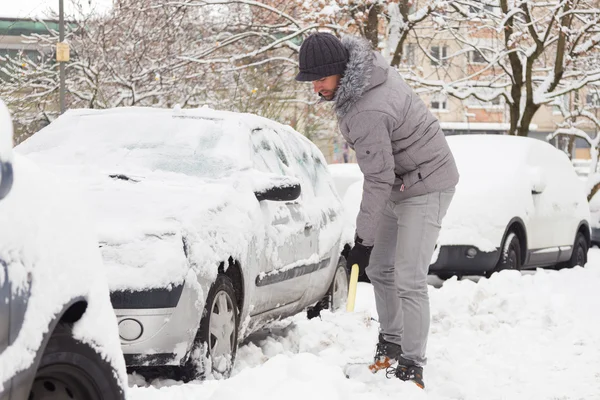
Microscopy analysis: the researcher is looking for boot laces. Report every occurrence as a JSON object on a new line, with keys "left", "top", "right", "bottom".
{"left": 385, "top": 364, "right": 417, "bottom": 380}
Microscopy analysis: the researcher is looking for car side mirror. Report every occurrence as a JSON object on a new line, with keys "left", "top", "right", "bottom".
{"left": 529, "top": 166, "right": 546, "bottom": 194}
{"left": 0, "top": 99, "right": 14, "bottom": 201}
{"left": 255, "top": 183, "right": 301, "bottom": 202}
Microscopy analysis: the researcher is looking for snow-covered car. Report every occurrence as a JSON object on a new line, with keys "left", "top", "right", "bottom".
{"left": 432, "top": 134, "right": 591, "bottom": 278}
{"left": 16, "top": 106, "right": 349, "bottom": 380}
{"left": 341, "top": 135, "right": 591, "bottom": 279}
{"left": 0, "top": 101, "right": 127, "bottom": 399}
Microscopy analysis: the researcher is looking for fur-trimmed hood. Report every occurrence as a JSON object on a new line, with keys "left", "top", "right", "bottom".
{"left": 333, "top": 36, "right": 388, "bottom": 119}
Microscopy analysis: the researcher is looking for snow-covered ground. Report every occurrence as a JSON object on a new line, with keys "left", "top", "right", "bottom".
{"left": 127, "top": 249, "right": 600, "bottom": 400}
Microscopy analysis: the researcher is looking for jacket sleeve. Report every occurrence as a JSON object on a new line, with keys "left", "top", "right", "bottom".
{"left": 347, "top": 111, "right": 396, "bottom": 247}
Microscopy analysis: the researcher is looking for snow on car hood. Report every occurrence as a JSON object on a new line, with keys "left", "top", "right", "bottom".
{"left": 0, "top": 154, "right": 127, "bottom": 392}
{"left": 89, "top": 172, "right": 264, "bottom": 291}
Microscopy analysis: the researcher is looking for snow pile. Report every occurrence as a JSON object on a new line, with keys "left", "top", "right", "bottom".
{"left": 128, "top": 252, "right": 600, "bottom": 399}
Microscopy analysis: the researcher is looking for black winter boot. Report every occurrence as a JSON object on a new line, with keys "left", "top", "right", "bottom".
{"left": 368, "top": 334, "right": 402, "bottom": 373}
{"left": 386, "top": 356, "right": 425, "bottom": 389}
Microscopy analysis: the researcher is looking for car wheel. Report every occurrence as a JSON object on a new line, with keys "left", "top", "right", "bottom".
{"left": 329, "top": 257, "right": 349, "bottom": 311}
{"left": 307, "top": 256, "right": 349, "bottom": 319}
{"left": 567, "top": 232, "right": 588, "bottom": 268}
{"left": 30, "top": 323, "right": 124, "bottom": 400}
{"left": 491, "top": 232, "right": 521, "bottom": 275}
{"left": 182, "top": 274, "right": 239, "bottom": 381}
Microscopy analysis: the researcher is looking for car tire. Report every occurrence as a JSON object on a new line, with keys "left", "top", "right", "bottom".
{"left": 30, "top": 323, "right": 125, "bottom": 400}
{"left": 307, "top": 256, "right": 349, "bottom": 319}
{"left": 567, "top": 232, "right": 588, "bottom": 268}
{"left": 181, "top": 274, "right": 239, "bottom": 381}
{"left": 490, "top": 232, "right": 521, "bottom": 276}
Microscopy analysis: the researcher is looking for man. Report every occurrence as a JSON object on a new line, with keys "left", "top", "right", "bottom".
{"left": 295, "top": 32, "right": 459, "bottom": 389}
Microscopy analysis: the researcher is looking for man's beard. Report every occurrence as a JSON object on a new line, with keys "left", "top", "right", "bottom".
{"left": 318, "top": 91, "right": 336, "bottom": 101}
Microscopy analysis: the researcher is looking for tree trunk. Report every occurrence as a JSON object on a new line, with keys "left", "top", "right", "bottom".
{"left": 500, "top": 0, "right": 524, "bottom": 136}
{"left": 390, "top": 31, "right": 409, "bottom": 67}
{"left": 517, "top": 103, "right": 540, "bottom": 137}
{"left": 567, "top": 135, "right": 576, "bottom": 159}
{"left": 365, "top": 4, "right": 381, "bottom": 49}
{"left": 588, "top": 182, "right": 600, "bottom": 202}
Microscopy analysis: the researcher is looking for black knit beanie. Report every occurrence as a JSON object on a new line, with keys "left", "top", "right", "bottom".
{"left": 295, "top": 32, "right": 349, "bottom": 82}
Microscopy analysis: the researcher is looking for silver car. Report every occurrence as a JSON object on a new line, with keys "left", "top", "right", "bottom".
{"left": 17, "top": 107, "right": 350, "bottom": 381}
{"left": 0, "top": 100, "right": 127, "bottom": 399}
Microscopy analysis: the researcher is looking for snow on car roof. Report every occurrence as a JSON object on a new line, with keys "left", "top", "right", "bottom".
{"left": 16, "top": 106, "right": 302, "bottom": 179}
{"left": 447, "top": 134, "right": 532, "bottom": 173}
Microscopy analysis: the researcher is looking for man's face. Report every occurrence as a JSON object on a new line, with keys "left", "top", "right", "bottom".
{"left": 312, "top": 74, "right": 341, "bottom": 101}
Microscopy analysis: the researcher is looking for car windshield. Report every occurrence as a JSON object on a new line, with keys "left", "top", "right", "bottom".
{"left": 19, "top": 109, "right": 252, "bottom": 179}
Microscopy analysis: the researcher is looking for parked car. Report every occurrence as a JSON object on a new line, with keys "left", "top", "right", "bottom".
{"left": 0, "top": 101, "right": 127, "bottom": 399}
{"left": 16, "top": 106, "right": 349, "bottom": 381}
{"left": 340, "top": 134, "right": 591, "bottom": 280}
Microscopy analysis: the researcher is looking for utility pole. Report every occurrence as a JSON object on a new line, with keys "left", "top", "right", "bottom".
{"left": 58, "top": 0, "right": 66, "bottom": 114}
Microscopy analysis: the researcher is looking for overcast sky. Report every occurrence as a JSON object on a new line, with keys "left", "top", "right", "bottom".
{"left": 1, "top": 0, "right": 112, "bottom": 19}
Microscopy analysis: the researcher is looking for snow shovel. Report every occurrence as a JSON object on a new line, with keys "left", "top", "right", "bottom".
{"left": 346, "top": 263, "right": 359, "bottom": 312}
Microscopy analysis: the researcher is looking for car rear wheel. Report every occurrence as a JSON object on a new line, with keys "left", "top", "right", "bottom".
{"left": 567, "top": 232, "right": 588, "bottom": 268}
{"left": 489, "top": 232, "right": 521, "bottom": 277}
{"left": 30, "top": 323, "right": 124, "bottom": 400}
{"left": 182, "top": 274, "right": 239, "bottom": 381}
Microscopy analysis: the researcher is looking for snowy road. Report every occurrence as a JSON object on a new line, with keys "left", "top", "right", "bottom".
{"left": 126, "top": 249, "right": 600, "bottom": 400}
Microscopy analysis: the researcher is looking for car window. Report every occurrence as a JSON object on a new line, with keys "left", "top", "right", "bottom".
{"left": 250, "top": 128, "right": 288, "bottom": 175}
{"left": 275, "top": 127, "right": 339, "bottom": 201}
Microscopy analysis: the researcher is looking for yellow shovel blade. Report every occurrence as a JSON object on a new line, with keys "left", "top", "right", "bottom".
{"left": 346, "top": 263, "right": 359, "bottom": 312}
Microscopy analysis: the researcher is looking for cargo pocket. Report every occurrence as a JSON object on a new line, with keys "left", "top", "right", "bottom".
{"left": 355, "top": 145, "right": 386, "bottom": 176}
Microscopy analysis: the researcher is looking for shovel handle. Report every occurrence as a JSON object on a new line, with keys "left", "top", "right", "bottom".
{"left": 346, "top": 263, "right": 359, "bottom": 312}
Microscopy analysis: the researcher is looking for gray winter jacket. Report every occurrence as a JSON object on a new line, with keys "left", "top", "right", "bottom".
{"left": 334, "top": 36, "right": 459, "bottom": 247}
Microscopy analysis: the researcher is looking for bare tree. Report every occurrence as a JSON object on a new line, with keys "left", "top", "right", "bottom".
{"left": 548, "top": 84, "right": 600, "bottom": 201}
{"left": 403, "top": 0, "right": 600, "bottom": 136}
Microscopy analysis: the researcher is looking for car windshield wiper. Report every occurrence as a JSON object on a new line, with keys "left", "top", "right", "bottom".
{"left": 109, "top": 174, "right": 140, "bottom": 183}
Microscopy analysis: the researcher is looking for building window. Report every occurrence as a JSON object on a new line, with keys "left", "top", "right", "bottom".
{"left": 471, "top": 50, "right": 486, "bottom": 64}
{"left": 431, "top": 46, "right": 447, "bottom": 66}
{"left": 431, "top": 94, "right": 448, "bottom": 110}
{"left": 586, "top": 92, "right": 600, "bottom": 108}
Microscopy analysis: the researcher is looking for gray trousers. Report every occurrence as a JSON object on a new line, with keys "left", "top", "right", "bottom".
{"left": 366, "top": 188, "right": 455, "bottom": 366}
